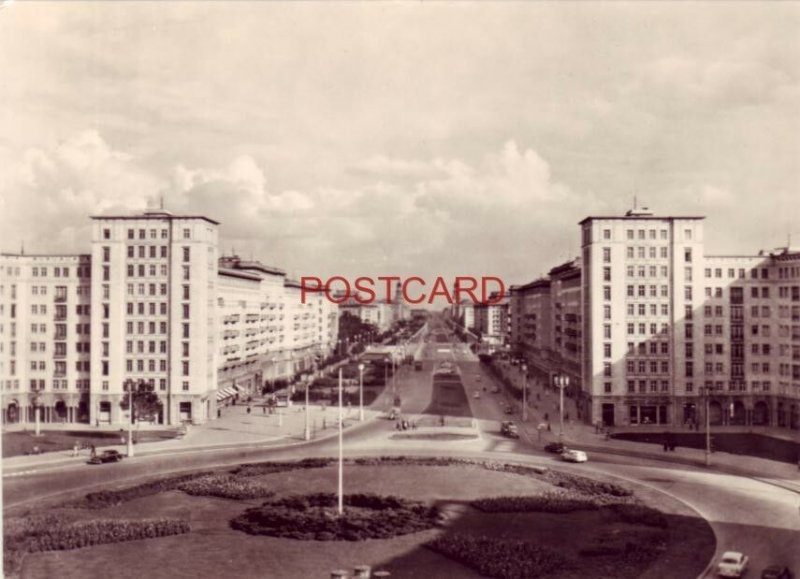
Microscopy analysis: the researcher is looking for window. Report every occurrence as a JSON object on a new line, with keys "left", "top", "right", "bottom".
{"left": 603, "top": 324, "right": 611, "bottom": 339}
{"left": 685, "top": 286, "right": 693, "bottom": 301}
{"left": 182, "top": 361, "right": 189, "bottom": 376}
{"left": 102, "top": 246, "right": 110, "bottom": 262}
{"left": 603, "top": 267, "right": 611, "bottom": 282}
{"left": 684, "top": 228, "right": 692, "bottom": 240}
{"left": 603, "top": 343, "right": 611, "bottom": 358}
{"left": 128, "top": 229, "right": 135, "bottom": 239}
{"left": 603, "top": 362, "right": 611, "bottom": 377}
{"left": 627, "top": 285, "right": 634, "bottom": 297}
{"left": 183, "top": 247, "right": 191, "bottom": 263}
{"left": 603, "top": 229, "right": 611, "bottom": 240}
{"left": 182, "top": 381, "right": 190, "bottom": 392}
{"left": 684, "top": 248, "right": 692, "bottom": 262}
{"left": 626, "top": 247, "right": 634, "bottom": 259}
{"left": 102, "top": 266, "right": 109, "bottom": 281}
{"left": 626, "top": 229, "right": 634, "bottom": 240}
{"left": 183, "top": 304, "right": 190, "bottom": 319}
{"left": 183, "top": 228, "right": 191, "bottom": 239}
{"left": 183, "top": 285, "right": 190, "bottom": 301}
{"left": 103, "top": 228, "right": 111, "bottom": 240}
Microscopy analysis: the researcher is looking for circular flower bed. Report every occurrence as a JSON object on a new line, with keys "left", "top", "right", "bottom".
{"left": 230, "top": 493, "right": 440, "bottom": 541}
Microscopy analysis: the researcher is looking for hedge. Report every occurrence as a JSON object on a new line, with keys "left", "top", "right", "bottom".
{"left": 472, "top": 493, "right": 600, "bottom": 514}
{"left": 427, "top": 534, "right": 570, "bottom": 579}
{"left": 72, "top": 472, "right": 214, "bottom": 509}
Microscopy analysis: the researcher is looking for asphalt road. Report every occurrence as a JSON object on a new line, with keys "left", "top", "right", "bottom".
{"left": 4, "top": 318, "right": 799, "bottom": 578}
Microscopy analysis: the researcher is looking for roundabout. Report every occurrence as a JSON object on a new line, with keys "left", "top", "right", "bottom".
{"left": 4, "top": 456, "right": 714, "bottom": 579}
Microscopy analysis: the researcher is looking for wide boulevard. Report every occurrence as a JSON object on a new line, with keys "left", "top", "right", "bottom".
{"left": 4, "top": 317, "right": 799, "bottom": 578}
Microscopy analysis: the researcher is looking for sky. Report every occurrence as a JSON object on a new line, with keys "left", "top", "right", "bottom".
{"left": 1, "top": 2, "right": 799, "bottom": 295}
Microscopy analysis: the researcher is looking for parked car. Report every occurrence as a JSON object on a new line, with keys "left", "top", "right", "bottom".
{"left": 500, "top": 421, "right": 519, "bottom": 438}
{"left": 544, "top": 441, "right": 566, "bottom": 454}
{"left": 473, "top": 391, "right": 481, "bottom": 399}
{"left": 718, "top": 552, "right": 749, "bottom": 578}
{"left": 88, "top": 450, "right": 124, "bottom": 465}
{"left": 561, "top": 449, "right": 588, "bottom": 463}
{"left": 762, "top": 565, "right": 794, "bottom": 579}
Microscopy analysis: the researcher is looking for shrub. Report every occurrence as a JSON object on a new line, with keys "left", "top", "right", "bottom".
{"left": 606, "top": 503, "right": 668, "bottom": 528}
{"left": 230, "top": 458, "right": 332, "bottom": 477}
{"left": 71, "top": 472, "right": 213, "bottom": 509}
{"left": 427, "top": 534, "right": 570, "bottom": 579}
{"left": 4, "top": 515, "right": 189, "bottom": 576}
{"left": 230, "top": 493, "right": 439, "bottom": 540}
{"left": 544, "top": 471, "right": 633, "bottom": 498}
{"left": 472, "top": 493, "right": 600, "bottom": 513}
{"left": 178, "top": 474, "right": 275, "bottom": 500}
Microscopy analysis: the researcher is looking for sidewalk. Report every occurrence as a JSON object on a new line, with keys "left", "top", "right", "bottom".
{"left": 2, "top": 397, "right": 379, "bottom": 476}
{"left": 491, "top": 361, "right": 800, "bottom": 494}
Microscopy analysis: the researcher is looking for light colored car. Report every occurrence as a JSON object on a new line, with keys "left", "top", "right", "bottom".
{"left": 473, "top": 391, "right": 481, "bottom": 399}
{"left": 718, "top": 551, "right": 749, "bottom": 578}
{"left": 560, "top": 449, "right": 588, "bottom": 463}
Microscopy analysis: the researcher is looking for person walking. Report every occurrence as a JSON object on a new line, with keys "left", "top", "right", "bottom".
{"left": 246, "top": 406, "right": 251, "bottom": 415}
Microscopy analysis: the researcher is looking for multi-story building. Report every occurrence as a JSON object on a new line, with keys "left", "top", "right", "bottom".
{"left": 89, "top": 209, "right": 220, "bottom": 426}
{"left": 508, "top": 207, "right": 799, "bottom": 433}
{"left": 0, "top": 253, "right": 92, "bottom": 425}
{"left": 473, "top": 294, "right": 510, "bottom": 347}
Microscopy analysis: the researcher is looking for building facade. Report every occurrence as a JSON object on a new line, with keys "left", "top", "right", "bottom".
{"left": 1, "top": 209, "right": 339, "bottom": 428}
{"left": 508, "top": 208, "right": 800, "bottom": 432}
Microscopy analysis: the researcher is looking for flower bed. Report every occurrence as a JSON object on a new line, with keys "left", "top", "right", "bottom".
{"left": 230, "top": 457, "right": 333, "bottom": 477}
{"left": 4, "top": 514, "right": 189, "bottom": 577}
{"left": 426, "top": 534, "right": 570, "bottom": 579}
{"left": 230, "top": 493, "right": 440, "bottom": 540}
{"left": 178, "top": 474, "right": 275, "bottom": 500}
{"left": 472, "top": 493, "right": 600, "bottom": 513}
{"left": 71, "top": 472, "right": 213, "bottom": 509}
{"left": 606, "top": 503, "right": 668, "bottom": 528}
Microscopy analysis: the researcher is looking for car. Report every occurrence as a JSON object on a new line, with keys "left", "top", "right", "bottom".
{"left": 544, "top": 441, "right": 566, "bottom": 454}
{"left": 475, "top": 375, "right": 482, "bottom": 382}
{"left": 561, "top": 449, "right": 588, "bottom": 463}
{"left": 88, "top": 450, "right": 124, "bottom": 465}
{"left": 491, "top": 386, "right": 500, "bottom": 393}
{"left": 503, "top": 406, "right": 514, "bottom": 415}
{"left": 500, "top": 421, "right": 519, "bottom": 438}
{"left": 473, "top": 391, "right": 481, "bottom": 399}
{"left": 717, "top": 551, "right": 749, "bottom": 578}
{"left": 761, "top": 565, "right": 794, "bottom": 579}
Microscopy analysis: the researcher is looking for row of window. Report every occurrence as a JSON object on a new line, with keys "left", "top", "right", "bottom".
{"left": 626, "top": 380, "right": 671, "bottom": 393}
{"left": 626, "top": 360, "right": 671, "bottom": 374}
{"left": 105, "top": 227, "right": 192, "bottom": 240}
{"left": 31, "top": 266, "right": 77, "bottom": 278}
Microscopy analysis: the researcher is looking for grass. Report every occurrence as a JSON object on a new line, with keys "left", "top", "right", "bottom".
{"left": 13, "top": 461, "right": 714, "bottom": 579}
{"left": 2, "top": 429, "right": 179, "bottom": 458}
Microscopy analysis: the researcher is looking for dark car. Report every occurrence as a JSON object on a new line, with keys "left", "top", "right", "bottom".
{"left": 762, "top": 566, "right": 794, "bottom": 579}
{"left": 88, "top": 450, "right": 124, "bottom": 465}
{"left": 500, "top": 421, "right": 519, "bottom": 438}
{"left": 544, "top": 442, "right": 567, "bottom": 454}
{"left": 503, "top": 406, "right": 514, "bottom": 415}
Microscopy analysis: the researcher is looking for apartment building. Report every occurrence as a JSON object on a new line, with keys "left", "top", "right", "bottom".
{"left": 509, "top": 207, "right": 800, "bottom": 432}
{"left": 0, "top": 253, "right": 92, "bottom": 425}
{"left": 89, "top": 209, "right": 220, "bottom": 426}
{"left": 473, "top": 294, "right": 510, "bottom": 347}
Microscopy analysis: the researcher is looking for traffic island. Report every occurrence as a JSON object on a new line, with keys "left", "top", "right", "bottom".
{"left": 7, "top": 457, "right": 714, "bottom": 579}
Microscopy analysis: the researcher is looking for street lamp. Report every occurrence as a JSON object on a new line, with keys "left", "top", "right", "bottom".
{"left": 304, "top": 360, "right": 313, "bottom": 441}
{"left": 521, "top": 363, "right": 528, "bottom": 422}
{"left": 358, "top": 363, "right": 365, "bottom": 421}
{"left": 700, "top": 385, "right": 712, "bottom": 466}
{"left": 337, "top": 366, "right": 344, "bottom": 515}
{"left": 554, "top": 374, "right": 569, "bottom": 442}
{"left": 123, "top": 379, "right": 136, "bottom": 458}
{"left": 31, "top": 384, "right": 42, "bottom": 436}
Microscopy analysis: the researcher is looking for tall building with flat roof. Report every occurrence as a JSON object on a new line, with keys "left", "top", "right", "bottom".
{"left": 89, "top": 209, "right": 220, "bottom": 425}
{"left": 0, "top": 253, "right": 91, "bottom": 425}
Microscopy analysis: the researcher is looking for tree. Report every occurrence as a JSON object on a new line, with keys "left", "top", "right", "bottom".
{"left": 121, "top": 379, "right": 163, "bottom": 424}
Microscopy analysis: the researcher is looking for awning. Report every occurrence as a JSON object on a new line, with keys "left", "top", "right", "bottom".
{"left": 215, "top": 387, "right": 237, "bottom": 401}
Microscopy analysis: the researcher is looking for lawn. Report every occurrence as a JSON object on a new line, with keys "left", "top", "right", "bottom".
{"left": 611, "top": 431, "right": 800, "bottom": 464}
{"left": 12, "top": 460, "right": 714, "bottom": 579}
{"left": 422, "top": 376, "right": 473, "bottom": 418}
{"left": 2, "top": 429, "right": 179, "bottom": 458}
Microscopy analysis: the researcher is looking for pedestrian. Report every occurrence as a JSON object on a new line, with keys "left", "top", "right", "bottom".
{"left": 246, "top": 406, "right": 251, "bottom": 415}
{"left": 663, "top": 441, "right": 668, "bottom": 452}
{"left": 90, "top": 444, "right": 96, "bottom": 458}
{"left": 72, "top": 442, "right": 79, "bottom": 457}
{"left": 544, "top": 412, "right": 549, "bottom": 421}
{"left": 547, "top": 423, "right": 551, "bottom": 432}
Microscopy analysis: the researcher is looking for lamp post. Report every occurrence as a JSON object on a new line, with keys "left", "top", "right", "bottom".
{"left": 123, "top": 379, "right": 136, "bottom": 458}
{"left": 554, "top": 374, "right": 569, "bottom": 442}
{"left": 32, "top": 385, "right": 42, "bottom": 436}
{"left": 304, "top": 356, "right": 314, "bottom": 441}
{"left": 701, "top": 385, "right": 712, "bottom": 466}
{"left": 521, "top": 363, "right": 528, "bottom": 422}
{"left": 358, "top": 363, "right": 365, "bottom": 421}
{"left": 337, "top": 366, "right": 344, "bottom": 515}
